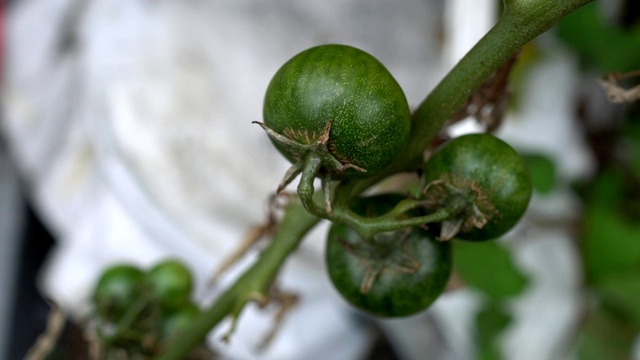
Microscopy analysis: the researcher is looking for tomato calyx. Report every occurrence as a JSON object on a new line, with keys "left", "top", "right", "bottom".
{"left": 327, "top": 194, "right": 453, "bottom": 317}
{"left": 422, "top": 176, "right": 498, "bottom": 241}
{"left": 254, "top": 119, "right": 365, "bottom": 217}
{"left": 336, "top": 228, "right": 421, "bottom": 294}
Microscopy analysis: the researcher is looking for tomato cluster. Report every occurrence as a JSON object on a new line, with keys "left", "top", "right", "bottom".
{"left": 91, "top": 259, "right": 201, "bottom": 357}
{"left": 259, "top": 45, "right": 532, "bottom": 317}
{"left": 323, "top": 135, "right": 531, "bottom": 316}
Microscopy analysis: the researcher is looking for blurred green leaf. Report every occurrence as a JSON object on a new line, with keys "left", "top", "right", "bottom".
{"left": 521, "top": 153, "right": 557, "bottom": 194}
{"left": 556, "top": 2, "right": 640, "bottom": 72}
{"left": 453, "top": 241, "right": 529, "bottom": 298}
{"left": 475, "top": 300, "right": 511, "bottom": 360}
{"left": 596, "top": 269, "right": 640, "bottom": 328}
{"left": 586, "top": 169, "right": 624, "bottom": 208}
{"left": 582, "top": 170, "right": 640, "bottom": 284}
{"left": 577, "top": 309, "right": 637, "bottom": 360}
{"left": 626, "top": 118, "right": 640, "bottom": 179}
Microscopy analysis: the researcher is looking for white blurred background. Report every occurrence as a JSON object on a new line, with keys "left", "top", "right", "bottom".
{"left": 0, "top": 0, "right": 599, "bottom": 359}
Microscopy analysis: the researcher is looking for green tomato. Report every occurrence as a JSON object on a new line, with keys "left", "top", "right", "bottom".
{"left": 145, "top": 259, "right": 194, "bottom": 309}
{"left": 422, "top": 133, "right": 532, "bottom": 241}
{"left": 326, "top": 194, "right": 452, "bottom": 317}
{"left": 160, "top": 302, "right": 201, "bottom": 341}
{"left": 263, "top": 44, "right": 411, "bottom": 179}
{"left": 92, "top": 264, "right": 145, "bottom": 321}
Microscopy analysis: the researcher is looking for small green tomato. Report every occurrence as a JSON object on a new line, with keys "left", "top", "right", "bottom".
{"left": 257, "top": 44, "right": 411, "bottom": 216}
{"left": 145, "top": 259, "right": 194, "bottom": 309}
{"left": 326, "top": 194, "right": 452, "bottom": 317}
{"left": 160, "top": 302, "right": 201, "bottom": 341}
{"left": 422, "top": 133, "right": 532, "bottom": 241}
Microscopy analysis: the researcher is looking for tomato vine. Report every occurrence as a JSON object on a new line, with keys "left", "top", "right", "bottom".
{"left": 151, "top": 1, "right": 594, "bottom": 359}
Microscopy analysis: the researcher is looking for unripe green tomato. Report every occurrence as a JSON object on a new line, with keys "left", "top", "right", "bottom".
{"left": 263, "top": 44, "right": 411, "bottom": 179}
{"left": 326, "top": 194, "right": 452, "bottom": 317}
{"left": 422, "top": 133, "right": 532, "bottom": 241}
{"left": 145, "top": 259, "right": 193, "bottom": 309}
{"left": 92, "top": 264, "right": 145, "bottom": 321}
{"left": 160, "top": 302, "right": 201, "bottom": 341}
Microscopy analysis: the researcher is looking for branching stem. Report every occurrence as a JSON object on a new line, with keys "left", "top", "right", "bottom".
{"left": 341, "top": 0, "right": 594, "bottom": 198}
{"left": 330, "top": 197, "right": 469, "bottom": 241}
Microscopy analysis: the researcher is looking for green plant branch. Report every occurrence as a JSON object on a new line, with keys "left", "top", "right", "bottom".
{"left": 341, "top": 0, "right": 594, "bottom": 199}
{"left": 328, "top": 197, "right": 471, "bottom": 240}
{"left": 155, "top": 197, "right": 320, "bottom": 360}
{"left": 333, "top": 206, "right": 452, "bottom": 241}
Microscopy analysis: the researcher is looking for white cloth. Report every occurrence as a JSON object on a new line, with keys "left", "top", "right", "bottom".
{"left": 2, "top": 1, "right": 444, "bottom": 359}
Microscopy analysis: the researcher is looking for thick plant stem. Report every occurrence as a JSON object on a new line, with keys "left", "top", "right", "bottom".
{"left": 404, "top": 0, "right": 594, "bottom": 160}
{"left": 343, "top": 0, "right": 594, "bottom": 198}
{"left": 155, "top": 198, "right": 319, "bottom": 360}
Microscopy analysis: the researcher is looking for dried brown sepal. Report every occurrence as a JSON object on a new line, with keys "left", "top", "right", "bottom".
{"left": 209, "top": 193, "right": 286, "bottom": 284}
{"left": 447, "top": 52, "right": 519, "bottom": 133}
{"left": 598, "top": 70, "right": 640, "bottom": 103}
{"left": 336, "top": 229, "right": 421, "bottom": 295}
{"left": 256, "top": 286, "right": 299, "bottom": 351}
{"left": 423, "top": 177, "right": 497, "bottom": 241}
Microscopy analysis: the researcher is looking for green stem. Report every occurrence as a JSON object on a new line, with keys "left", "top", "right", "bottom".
{"left": 155, "top": 198, "right": 320, "bottom": 360}
{"left": 332, "top": 197, "right": 468, "bottom": 239}
{"left": 297, "top": 154, "right": 331, "bottom": 219}
{"left": 343, "top": 208, "right": 451, "bottom": 239}
{"left": 342, "top": 0, "right": 594, "bottom": 198}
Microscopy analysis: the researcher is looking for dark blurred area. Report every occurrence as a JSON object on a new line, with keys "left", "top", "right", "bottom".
{"left": 6, "top": 205, "right": 56, "bottom": 360}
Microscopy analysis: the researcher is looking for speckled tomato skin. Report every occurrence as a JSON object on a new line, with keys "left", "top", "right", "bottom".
{"left": 326, "top": 194, "right": 452, "bottom": 317}
{"left": 422, "top": 134, "right": 532, "bottom": 241}
{"left": 263, "top": 44, "right": 411, "bottom": 179}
